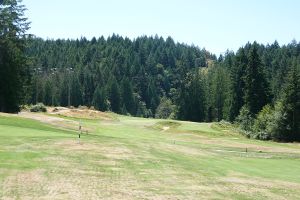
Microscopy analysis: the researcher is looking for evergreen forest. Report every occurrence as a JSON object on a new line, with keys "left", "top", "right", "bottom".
{"left": 1, "top": 0, "right": 299, "bottom": 141}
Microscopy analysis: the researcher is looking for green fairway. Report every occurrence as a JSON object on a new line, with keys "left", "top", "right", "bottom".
{"left": 0, "top": 111, "right": 300, "bottom": 199}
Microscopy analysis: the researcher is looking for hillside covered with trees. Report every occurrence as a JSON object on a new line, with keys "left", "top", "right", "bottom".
{"left": 25, "top": 35, "right": 213, "bottom": 117}
{"left": 25, "top": 37, "right": 300, "bottom": 141}
{"left": 1, "top": 0, "right": 299, "bottom": 141}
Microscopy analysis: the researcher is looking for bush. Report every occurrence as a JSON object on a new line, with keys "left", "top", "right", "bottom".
{"left": 252, "top": 102, "right": 291, "bottom": 141}
{"left": 89, "top": 106, "right": 95, "bottom": 110}
{"left": 155, "top": 97, "right": 176, "bottom": 119}
{"left": 267, "top": 102, "right": 288, "bottom": 141}
{"left": 216, "top": 120, "right": 233, "bottom": 129}
{"left": 253, "top": 104, "right": 274, "bottom": 140}
{"left": 247, "top": 102, "right": 288, "bottom": 141}
{"left": 78, "top": 105, "right": 88, "bottom": 110}
{"left": 235, "top": 106, "right": 254, "bottom": 137}
{"left": 20, "top": 105, "right": 30, "bottom": 111}
{"left": 52, "top": 107, "right": 60, "bottom": 112}
{"left": 236, "top": 101, "right": 297, "bottom": 141}
{"left": 30, "top": 103, "right": 47, "bottom": 112}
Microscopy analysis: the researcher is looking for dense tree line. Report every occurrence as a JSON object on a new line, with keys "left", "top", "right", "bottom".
{"left": 24, "top": 36, "right": 300, "bottom": 141}
{"left": 25, "top": 35, "right": 213, "bottom": 118}
{"left": 217, "top": 42, "right": 300, "bottom": 141}
{"left": 1, "top": 0, "right": 299, "bottom": 141}
{"left": 187, "top": 41, "right": 299, "bottom": 141}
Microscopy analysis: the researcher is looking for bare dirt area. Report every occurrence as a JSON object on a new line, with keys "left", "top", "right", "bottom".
{"left": 9, "top": 107, "right": 115, "bottom": 132}
{"left": 48, "top": 107, "right": 114, "bottom": 121}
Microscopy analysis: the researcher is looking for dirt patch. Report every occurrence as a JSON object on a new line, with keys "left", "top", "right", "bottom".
{"left": 49, "top": 107, "right": 114, "bottom": 121}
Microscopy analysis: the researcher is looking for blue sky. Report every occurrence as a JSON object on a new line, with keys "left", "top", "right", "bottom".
{"left": 22, "top": 0, "right": 300, "bottom": 54}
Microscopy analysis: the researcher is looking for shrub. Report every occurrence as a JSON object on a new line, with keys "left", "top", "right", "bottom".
{"left": 155, "top": 97, "right": 176, "bottom": 119}
{"left": 89, "top": 106, "right": 95, "bottom": 110}
{"left": 253, "top": 104, "right": 273, "bottom": 140}
{"left": 20, "top": 105, "right": 30, "bottom": 111}
{"left": 235, "top": 106, "right": 254, "bottom": 137}
{"left": 267, "top": 102, "right": 288, "bottom": 141}
{"left": 30, "top": 103, "right": 47, "bottom": 112}
{"left": 52, "top": 107, "right": 60, "bottom": 112}
{"left": 236, "top": 106, "right": 254, "bottom": 137}
{"left": 251, "top": 102, "right": 289, "bottom": 141}
{"left": 78, "top": 105, "right": 88, "bottom": 110}
{"left": 216, "top": 120, "right": 233, "bottom": 129}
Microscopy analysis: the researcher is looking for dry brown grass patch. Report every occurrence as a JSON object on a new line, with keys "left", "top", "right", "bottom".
{"left": 49, "top": 107, "right": 114, "bottom": 121}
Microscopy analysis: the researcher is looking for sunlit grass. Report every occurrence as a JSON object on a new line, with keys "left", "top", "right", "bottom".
{"left": 0, "top": 113, "right": 300, "bottom": 199}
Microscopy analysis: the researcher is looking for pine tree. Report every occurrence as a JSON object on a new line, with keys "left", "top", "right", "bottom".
{"left": 227, "top": 48, "right": 247, "bottom": 121}
{"left": 92, "top": 85, "right": 108, "bottom": 111}
{"left": 70, "top": 74, "right": 82, "bottom": 107}
{"left": 243, "top": 42, "right": 270, "bottom": 116}
{"left": 120, "top": 78, "right": 135, "bottom": 115}
{"left": 43, "top": 78, "right": 53, "bottom": 105}
{"left": 145, "top": 80, "right": 159, "bottom": 115}
{"left": 109, "top": 77, "right": 121, "bottom": 113}
{"left": 178, "top": 70, "right": 207, "bottom": 122}
{"left": 212, "top": 66, "right": 229, "bottom": 121}
{"left": 59, "top": 75, "right": 69, "bottom": 107}
{"left": 82, "top": 69, "right": 94, "bottom": 106}
{"left": 0, "top": 0, "right": 30, "bottom": 112}
{"left": 279, "top": 62, "right": 300, "bottom": 140}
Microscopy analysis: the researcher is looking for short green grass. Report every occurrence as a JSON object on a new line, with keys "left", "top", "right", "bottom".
{"left": 0, "top": 113, "right": 300, "bottom": 199}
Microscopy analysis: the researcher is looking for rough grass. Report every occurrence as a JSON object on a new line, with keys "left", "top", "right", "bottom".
{"left": 0, "top": 112, "right": 300, "bottom": 199}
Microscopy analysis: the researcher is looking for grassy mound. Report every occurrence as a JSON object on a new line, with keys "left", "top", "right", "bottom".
{"left": 50, "top": 107, "right": 116, "bottom": 121}
{"left": 150, "top": 120, "right": 181, "bottom": 131}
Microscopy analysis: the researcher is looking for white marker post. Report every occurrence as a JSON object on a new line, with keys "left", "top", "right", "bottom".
{"left": 78, "top": 120, "right": 82, "bottom": 144}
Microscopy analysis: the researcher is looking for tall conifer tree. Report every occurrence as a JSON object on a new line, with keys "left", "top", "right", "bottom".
{"left": 243, "top": 42, "right": 270, "bottom": 116}
{"left": 0, "top": 0, "right": 30, "bottom": 112}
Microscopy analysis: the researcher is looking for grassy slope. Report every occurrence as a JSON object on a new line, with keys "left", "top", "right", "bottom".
{"left": 0, "top": 113, "right": 300, "bottom": 199}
